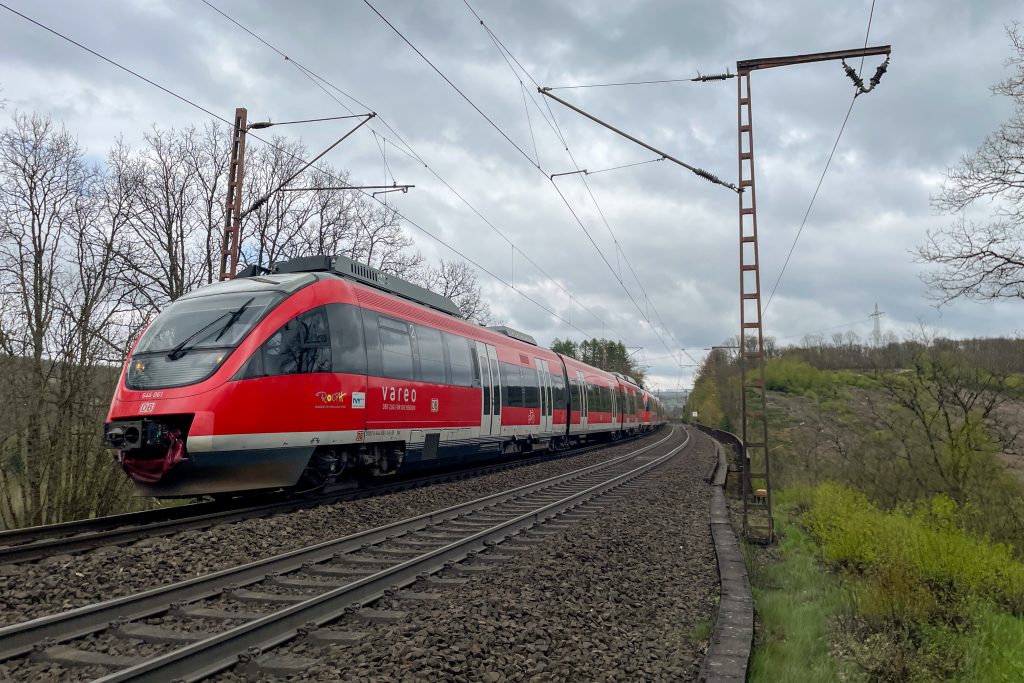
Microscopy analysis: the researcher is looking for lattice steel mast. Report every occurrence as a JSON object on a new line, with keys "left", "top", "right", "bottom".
{"left": 735, "top": 45, "right": 891, "bottom": 542}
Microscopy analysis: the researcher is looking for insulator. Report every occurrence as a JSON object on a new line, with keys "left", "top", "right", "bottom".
{"left": 868, "top": 57, "right": 890, "bottom": 90}
{"left": 841, "top": 60, "right": 865, "bottom": 91}
{"left": 693, "top": 71, "right": 734, "bottom": 82}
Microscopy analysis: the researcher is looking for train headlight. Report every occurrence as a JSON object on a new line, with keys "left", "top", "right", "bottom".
{"left": 126, "top": 350, "right": 229, "bottom": 390}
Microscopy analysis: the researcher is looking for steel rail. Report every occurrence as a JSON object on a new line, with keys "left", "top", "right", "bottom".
{"left": 97, "top": 427, "right": 688, "bottom": 682}
{"left": 0, "top": 432, "right": 649, "bottom": 564}
{"left": 0, "top": 429, "right": 674, "bottom": 663}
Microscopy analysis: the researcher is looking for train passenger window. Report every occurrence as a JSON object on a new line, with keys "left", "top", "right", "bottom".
{"left": 523, "top": 367, "right": 539, "bottom": 409}
{"left": 446, "top": 334, "right": 474, "bottom": 387}
{"left": 326, "top": 304, "right": 366, "bottom": 375}
{"left": 379, "top": 317, "right": 416, "bottom": 381}
{"left": 415, "top": 325, "right": 447, "bottom": 384}
{"left": 245, "top": 306, "right": 331, "bottom": 378}
{"left": 361, "top": 310, "right": 382, "bottom": 377}
{"left": 500, "top": 362, "right": 523, "bottom": 408}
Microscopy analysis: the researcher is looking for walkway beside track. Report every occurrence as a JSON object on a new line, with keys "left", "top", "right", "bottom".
{"left": 699, "top": 430, "right": 755, "bottom": 682}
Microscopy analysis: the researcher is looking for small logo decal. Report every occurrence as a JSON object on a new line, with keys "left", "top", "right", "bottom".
{"left": 352, "top": 392, "right": 365, "bottom": 409}
{"left": 139, "top": 402, "right": 156, "bottom": 413}
{"left": 316, "top": 391, "right": 347, "bottom": 404}
{"left": 431, "top": 398, "right": 439, "bottom": 413}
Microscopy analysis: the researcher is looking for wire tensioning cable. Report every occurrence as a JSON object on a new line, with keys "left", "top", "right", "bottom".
{"left": 763, "top": 0, "right": 882, "bottom": 315}
{"left": 778, "top": 317, "right": 872, "bottom": 341}
{"left": 545, "top": 71, "right": 736, "bottom": 90}
{"left": 460, "top": 0, "right": 695, "bottom": 368}
{"left": 367, "top": 0, "right": 686, "bottom": 364}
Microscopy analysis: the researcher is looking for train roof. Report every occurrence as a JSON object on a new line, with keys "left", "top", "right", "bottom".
{"left": 247, "top": 255, "right": 465, "bottom": 319}
{"left": 177, "top": 271, "right": 317, "bottom": 301}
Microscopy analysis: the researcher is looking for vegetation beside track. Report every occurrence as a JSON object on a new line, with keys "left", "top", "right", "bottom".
{"left": 687, "top": 336, "right": 1024, "bottom": 681}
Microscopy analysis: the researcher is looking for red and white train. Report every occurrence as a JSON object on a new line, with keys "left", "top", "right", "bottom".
{"left": 104, "top": 255, "right": 665, "bottom": 497}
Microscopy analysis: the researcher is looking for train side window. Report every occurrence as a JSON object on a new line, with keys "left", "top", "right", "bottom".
{"left": 325, "top": 304, "right": 367, "bottom": 375}
{"left": 500, "top": 361, "right": 523, "bottom": 408}
{"left": 361, "top": 309, "right": 382, "bottom": 377}
{"left": 415, "top": 325, "right": 446, "bottom": 384}
{"left": 446, "top": 334, "right": 474, "bottom": 387}
{"left": 246, "top": 306, "right": 331, "bottom": 377}
{"left": 523, "top": 367, "right": 539, "bottom": 408}
{"left": 379, "top": 316, "right": 415, "bottom": 381}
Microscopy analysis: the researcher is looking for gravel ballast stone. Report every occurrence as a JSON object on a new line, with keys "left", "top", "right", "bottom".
{"left": 0, "top": 433, "right": 667, "bottom": 626}
{"left": 213, "top": 425, "right": 717, "bottom": 682}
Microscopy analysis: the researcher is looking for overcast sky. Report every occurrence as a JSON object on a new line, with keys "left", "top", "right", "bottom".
{"left": 2, "top": 0, "right": 1021, "bottom": 390}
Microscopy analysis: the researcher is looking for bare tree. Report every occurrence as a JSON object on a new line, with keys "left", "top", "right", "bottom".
{"left": 419, "top": 259, "right": 491, "bottom": 323}
{"left": 0, "top": 112, "right": 136, "bottom": 527}
{"left": 187, "top": 122, "right": 230, "bottom": 285}
{"left": 919, "top": 25, "right": 1024, "bottom": 304}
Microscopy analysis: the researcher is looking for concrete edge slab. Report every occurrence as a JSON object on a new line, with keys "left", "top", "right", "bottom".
{"left": 698, "top": 431, "right": 754, "bottom": 682}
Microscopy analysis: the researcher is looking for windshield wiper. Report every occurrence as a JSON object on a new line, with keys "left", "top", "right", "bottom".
{"left": 166, "top": 297, "right": 255, "bottom": 361}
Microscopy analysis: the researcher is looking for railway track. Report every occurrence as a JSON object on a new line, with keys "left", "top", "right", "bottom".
{"left": 0, "top": 426, "right": 687, "bottom": 682}
{"left": 0, "top": 433, "right": 651, "bottom": 565}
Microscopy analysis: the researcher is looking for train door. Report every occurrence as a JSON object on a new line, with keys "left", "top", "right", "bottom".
{"left": 576, "top": 370, "right": 588, "bottom": 432}
{"left": 476, "top": 342, "right": 499, "bottom": 436}
{"left": 609, "top": 380, "right": 618, "bottom": 428}
{"left": 534, "top": 358, "right": 552, "bottom": 435}
{"left": 486, "top": 345, "right": 501, "bottom": 432}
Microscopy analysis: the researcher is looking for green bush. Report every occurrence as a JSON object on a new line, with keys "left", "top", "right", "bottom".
{"left": 763, "top": 359, "right": 825, "bottom": 395}
{"left": 804, "top": 483, "right": 1024, "bottom": 619}
{"left": 762, "top": 360, "right": 875, "bottom": 398}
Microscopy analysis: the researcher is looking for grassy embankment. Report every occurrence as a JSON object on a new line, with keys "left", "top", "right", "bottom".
{"left": 691, "top": 355, "right": 1024, "bottom": 681}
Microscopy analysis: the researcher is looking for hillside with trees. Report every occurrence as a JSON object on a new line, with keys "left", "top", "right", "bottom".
{"left": 687, "top": 332, "right": 1024, "bottom": 680}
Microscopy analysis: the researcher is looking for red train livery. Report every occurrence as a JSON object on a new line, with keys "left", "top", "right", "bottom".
{"left": 104, "top": 255, "right": 665, "bottom": 497}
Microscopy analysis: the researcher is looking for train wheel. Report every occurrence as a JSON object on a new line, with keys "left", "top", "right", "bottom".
{"left": 297, "top": 448, "right": 343, "bottom": 492}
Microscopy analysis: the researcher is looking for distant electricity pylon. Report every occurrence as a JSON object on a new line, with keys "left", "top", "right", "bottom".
{"left": 870, "top": 303, "right": 885, "bottom": 347}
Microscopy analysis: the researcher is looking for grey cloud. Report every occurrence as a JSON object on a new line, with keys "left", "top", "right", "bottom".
{"left": 1, "top": 0, "right": 1021, "bottom": 391}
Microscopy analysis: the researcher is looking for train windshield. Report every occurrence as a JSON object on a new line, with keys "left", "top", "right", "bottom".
{"left": 126, "top": 291, "right": 283, "bottom": 390}
{"left": 135, "top": 291, "right": 281, "bottom": 355}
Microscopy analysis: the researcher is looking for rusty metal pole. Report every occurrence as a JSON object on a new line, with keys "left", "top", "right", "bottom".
{"left": 219, "top": 107, "right": 248, "bottom": 281}
{"left": 734, "top": 45, "right": 891, "bottom": 543}
{"left": 736, "top": 69, "right": 771, "bottom": 541}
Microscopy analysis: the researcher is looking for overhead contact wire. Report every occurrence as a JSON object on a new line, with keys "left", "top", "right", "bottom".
{"left": 5, "top": 1, "right": 607, "bottom": 341}
{"left": 460, "top": 1, "right": 689, "bottom": 366}
{"left": 202, "top": 1, "right": 622, "bottom": 340}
